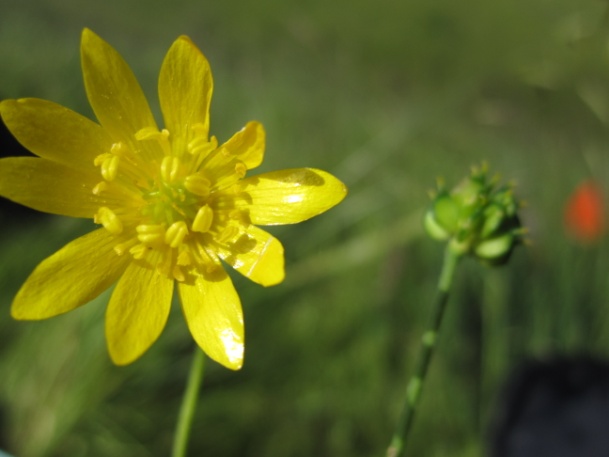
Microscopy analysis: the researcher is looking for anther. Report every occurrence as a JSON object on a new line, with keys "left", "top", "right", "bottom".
{"left": 135, "top": 127, "right": 171, "bottom": 155}
{"left": 177, "top": 246, "right": 192, "bottom": 266}
{"left": 129, "top": 243, "right": 148, "bottom": 260}
{"left": 136, "top": 224, "right": 165, "bottom": 245}
{"left": 192, "top": 205, "right": 214, "bottom": 233}
{"left": 94, "top": 153, "right": 112, "bottom": 167}
{"left": 165, "top": 221, "right": 189, "bottom": 248}
{"left": 114, "top": 238, "right": 139, "bottom": 256}
{"left": 234, "top": 161, "right": 247, "bottom": 178}
{"left": 94, "top": 207, "right": 123, "bottom": 235}
{"left": 161, "top": 156, "right": 181, "bottom": 183}
{"left": 217, "top": 225, "right": 239, "bottom": 243}
{"left": 172, "top": 265, "right": 185, "bottom": 282}
{"left": 110, "top": 142, "right": 130, "bottom": 156}
{"left": 92, "top": 181, "right": 108, "bottom": 195}
{"left": 184, "top": 173, "right": 211, "bottom": 197}
{"left": 101, "top": 155, "right": 120, "bottom": 181}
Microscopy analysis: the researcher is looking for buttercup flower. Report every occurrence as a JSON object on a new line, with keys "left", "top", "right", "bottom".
{"left": 0, "top": 29, "right": 346, "bottom": 369}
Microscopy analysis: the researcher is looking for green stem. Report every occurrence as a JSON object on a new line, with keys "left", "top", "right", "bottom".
{"left": 386, "top": 243, "right": 461, "bottom": 457}
{"left": 172, "top": 347, "right": 206, "bottom": 457}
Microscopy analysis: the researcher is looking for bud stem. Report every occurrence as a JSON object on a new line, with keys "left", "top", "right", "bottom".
{"left": 386, "top": 244, "right": 461, "bottom": 457}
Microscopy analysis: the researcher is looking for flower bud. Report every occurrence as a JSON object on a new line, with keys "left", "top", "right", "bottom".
{"left": 423, "top": 164, "right": 523, "bottom": 266}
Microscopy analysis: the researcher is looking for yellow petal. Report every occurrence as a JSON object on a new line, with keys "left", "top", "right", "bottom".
{"left": 234, "top": 168, "right": 347, "bottom": 225}
{"left": 80, "top": 29, "right": 158, "bottom": 149}
{"left": 158, "top": 36, "right": 213, "bottom": 156}
{"left": 12, "top": 229, "right": 130, "bottom": 320}
{"left": 220, "top": 121, "right": 265, "bottom": 170}
{"left": 106, "top": 260, "right": 174, "bottom": 365}
{"left": 0, "top": 98, "right": 112, "bottom": 171}
{"left": 178, "top": 268, "right": 244, "bottom": 370}
{"left": 0, "top": 157, "right": 106, "bottom": 218}
{"left": 216, "top": 225, "right": 285, "bottom": 286}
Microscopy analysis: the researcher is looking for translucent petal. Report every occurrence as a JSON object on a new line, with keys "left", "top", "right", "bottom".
{"left": 217, "top": 225, "right": 285, "bottom": 286}
{"left": 178, "top": 268, "right": 244, "bottom": 370}
{"left": 0, "top": 157, "right": 106, "bottom": 218}
{"left": 80, "top": 28, "right": 158, "bottom": 149}
{"left": 106, "top": 260, "right": 174, "bottom": 365}
{"left": 234, "top": 168, "right": 347, "bottom": 225}
{"left": 0, "top": 98, "right": 112, "bottom": 171}
{"left": 220, "top": 121, "right": 265, "bottom": 170}
{"left": 159, "top": 36, "right": 212, "bottom": 157}
{"left": 12, "top": 229, "right": 130, "bottom": 319}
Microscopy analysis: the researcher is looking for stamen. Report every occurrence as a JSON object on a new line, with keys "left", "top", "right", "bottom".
{"left": 94, "top": 153, "right": 112, "bottom": 167}
{"left": 187, "top": 137, "right": 210, "bottom": 156}
{"left": 101, "top": 155, "right": 120, "bottom": 181}
{"left": 177, "top": 245, "right": 192, "bottom": 266}
{"left": 161, "top": 156, "right": 181, "bottom": 183}
{"left": 234, "top": 161, "right": 247, "bottom": 178}
{"left": 184, "top": 173, "right": 211, "bottom": 197}
{"left": 135, "top": 127, "right": 172, "bottom": 155}
{"left": 110, "top": 141, "right": 130, "bottom": 156}
{"left": 172, "top": 265, "right": 185, "bottom": 282}
{"left": 114, "top": 238, "right": 139, "bottom": 256}
{"left": 192, "top": 205, "right": 214, "bottom": 233}
{"left": 217, "top": 225, "right": 239, "bottom": 243}
{"left": 165, "top": 221, "right": 189, "bottom": 248}
{"left": 92, "top": 181, "right": 108, "bottom": 195}
{"left": 129, "top": 243, "right": 148, "bottom": 259}
{"left": 94, "top": 207, "right": 123, "bottom": 235}
{"left": 136, "top": 224, "right": 165, "bottom": 245}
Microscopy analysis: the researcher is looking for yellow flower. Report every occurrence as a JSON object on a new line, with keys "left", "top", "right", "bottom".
{"left": 0, "top": 29, "right": 346, "bottom": 370}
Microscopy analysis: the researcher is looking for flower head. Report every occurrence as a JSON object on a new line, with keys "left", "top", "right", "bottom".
{"left": 0, "top": 29, "right": 346, "bottom": 369}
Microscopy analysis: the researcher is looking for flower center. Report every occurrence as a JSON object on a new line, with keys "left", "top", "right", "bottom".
{"left": 92, "top": 125, "right": 248, "bottom": 281}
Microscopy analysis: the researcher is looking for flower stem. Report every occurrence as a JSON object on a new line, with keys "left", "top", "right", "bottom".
{"left": 386, "top": 243, "right": 461, "bottom": 457}
{"left": 172, "top": 347, "right": 206, "bottom": 457}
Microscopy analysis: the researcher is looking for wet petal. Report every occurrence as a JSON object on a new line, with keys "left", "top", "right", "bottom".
{"left": 159, "top": 36, "right": 213, "bottom": 156}
{"left": 235, "top": 168, "right": 347, "bottom": 225}
{"left": 217, "top": 225, "right": 284, "bottom": 286}
{"left": 0, "top": 98, "right": 112, "bottom": 171}
{"left": 12, "top": 229, "right": 130, "bottom": 319}
{"left": 80, "top": 28, "right": 157, "bottom": 148}
{"left": 0, "top": 157, "right": 106, "bottom": 218}
{"left": 106, "top": 260, "right": 174, "bottom": 365}
{"left": 220, "top": 121, "right": 265, "bottom": 170}
{"left": 178, "top": 268, "right": 244, "bottom": 370}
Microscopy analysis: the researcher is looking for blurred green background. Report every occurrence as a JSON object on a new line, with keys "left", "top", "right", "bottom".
{"left": 3, "top": 0, "right": 609, "bottom": 455}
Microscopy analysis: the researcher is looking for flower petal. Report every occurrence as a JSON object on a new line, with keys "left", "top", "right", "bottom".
{"left": 0, "top": 157, "right": 106, "bottom": 218}
{"left": 0, "top": 98, "right": 112, "bottom": 171}
{"left": 159, "top": 36, "right": 213, "bottom": 155}
{"left": 178, "top": 268, "right": 244, "bottom": 370}
{"left": 80, "top": 28, "right": 158, "bottom": 148}
{"left": 106, "top": 260, "right": 174, "bottom": 365}
{"left": 216, "top": 225, "right": 284, "bottom": 286}
{"left": 220, "top": 121, "right": 265, "bottom": 170}
{"left": 12, "top": 229, "right": 130, "bottom": 319}
{"left": 234, "top": 168, "right": 347, "bottom": 225}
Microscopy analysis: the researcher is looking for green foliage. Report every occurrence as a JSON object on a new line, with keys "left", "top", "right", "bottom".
{"left": 3, "top": 0, "right": 609, "bottom": 456}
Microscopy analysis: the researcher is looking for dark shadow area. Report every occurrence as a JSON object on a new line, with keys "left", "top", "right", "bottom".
{"left": 489, "top": 355, "right": 609, "bottom": 457}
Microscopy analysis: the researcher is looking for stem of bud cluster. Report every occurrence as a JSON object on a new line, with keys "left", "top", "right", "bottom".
{"left": 385, "top": 244, "right": 461, "bottom": 457}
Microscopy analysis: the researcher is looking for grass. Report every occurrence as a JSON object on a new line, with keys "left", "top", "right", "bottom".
{"left": 2, "top": 0, "right": 609, "bottom": 455}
